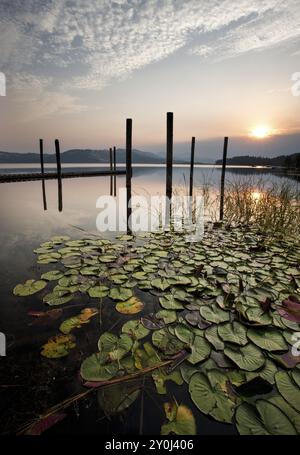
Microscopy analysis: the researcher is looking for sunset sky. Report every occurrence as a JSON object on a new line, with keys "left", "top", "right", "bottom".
{"left": 0, "top": 0, "right": 299, "bottom": 160}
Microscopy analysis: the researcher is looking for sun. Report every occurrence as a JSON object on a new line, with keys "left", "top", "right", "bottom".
{"left": 249, "top": 126, "right": 273, "bottom": 139}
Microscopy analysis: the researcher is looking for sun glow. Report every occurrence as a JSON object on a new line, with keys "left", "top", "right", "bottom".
{"left": 249, "top": 126, "right": 273, "bottom": 139}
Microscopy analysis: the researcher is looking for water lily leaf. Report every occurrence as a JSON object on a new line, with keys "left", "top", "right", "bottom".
{"left": 189, "top": 372, "right": 235, "bottom": 423}
{"left": 168, "top": 276, "right": 191, "bottom": 286}
{"left": 109, "top": 274, "right": 128, "bottom": 284}
{"left": 88, "top": 285, "right": 109, "bottom": 298}
{"left": 224, "top": 343, "right": 265, "bottom": 371}
{"left": 80, "top": 266, "right": 100, "bottom": 275}
{"left": 218, "top": 321, "right": 248, "bottom": 346}
{"left": 159, "top": 295, "right": 184, "bottom": 310}
{"left": 152, "top": 328, "right": 185, "bottom": 356}
{"left": 51, "top": 235, "right": 70, "bottom": 243}
{"left": 151, "top": 278, "right": 170, "bottom": 291}
{"left": 199, "top": 304, "right": 230, "bottom": 324}
{"left": 13, "top": 279, "right": 47, "bottom": 296}
{"left": 275, "top": 371, "right": 300, "bottom": 411}
{"left": 247, "top": 327, "right": 287, "bottom": 352}
{"left": 188, "top": 335, "right": 211, "bottom": 365}
{"left": 236, "top": 400, "right": 297, "bottom": 435}
{"left": 41, "top": 270, "right": 64, "bottom": 281}
{"left": 235, "top": 403, "right": 270, "bottom": 435}
{"left": 97, "top": 381, "right": 140, "bottom": 416}
{"left": 156, "top": 310, "right": 177, "bottom": 324}
{"left": 180, "top": 363, "right": 198, "bottom": 383}
{"left": 161, "top": 403, "right": 196, "bottom": 435}
{"left": 116, "top": 296, "right": 143, "bottom": 314}
{"left": 269, "top": 395, "right": 300, "bottom": 433}
{"left": 132, "top": 271, "right": 147, "bottom": 280}
{"left": 98, "top": 332, "right": 133, "bottom": 361}
{"left": 41, "top": 334, "right": 76, "bottom": 358}
{"left": 174, "top": 324, "right": 194, "bottom": 345}
{"left": 245, "top": 359, "right": 278, "bottom": 385}
{"left": 99, "top": 255, "right": 117, "bottom": 263}
{"left": 152, "top": 369, "right": 183, "bottom": 394}
{"left": 121, "top": 320, "right": 150, "bottom": 340}
{"left": 43, "top": 291, "right": 73, "bottom": 306}
{"left": 80, "top": 353, "right": 119, "bottom": 381}
{"left": 109, "top": 287, "right": 133, "bottom": 301}
{"left": 205, "top": 325, "right": 225, "bottom": 350}
{"left": 59, "top": 308, "right": 98, "bottom": 334}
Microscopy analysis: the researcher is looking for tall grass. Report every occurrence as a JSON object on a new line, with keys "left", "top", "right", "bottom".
{"left": 223, "top": 178, "right": 300, "bottom": 237}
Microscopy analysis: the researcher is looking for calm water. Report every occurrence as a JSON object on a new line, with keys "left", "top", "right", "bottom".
{"left": 0, "top": 164, "right": 298, "bottom": 434}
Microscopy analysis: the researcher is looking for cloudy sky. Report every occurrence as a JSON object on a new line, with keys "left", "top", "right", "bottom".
{"left": 0, "top": 0, "right": 299, "bottom": 159}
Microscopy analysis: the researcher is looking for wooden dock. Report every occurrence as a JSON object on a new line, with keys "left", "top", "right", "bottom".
{"left": 0, "top": 170, "right": 126, "bottom": 184}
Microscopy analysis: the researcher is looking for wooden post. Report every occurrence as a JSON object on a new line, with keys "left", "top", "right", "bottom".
{"left": 126, "top": 119, "right": 132, "bottom": 234}
{"left": 166, "top": 112, "right": 173, "bottom": 200}
{"left": 113, "top": 146, "right": 117, "bottom": 197}
{"left": 165, "top": 112, "right": 173, "bottom": 227}
{"left": 189, "top": 136, "right": 195, "bottom": 197}
{"left": 55, "top": 139, "right": 63, "bottom": 212}
{"left": 39, "top": 138, "right": 47, "bottom": 210}
{"left": 109, "top": 147, "right": 113, "bottom": 196}
{"left": 219, "top": 136, "right": 229, "bottom": 221}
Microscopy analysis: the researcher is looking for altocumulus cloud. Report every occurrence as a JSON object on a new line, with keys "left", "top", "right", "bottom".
{"left": 0, "top": 0, "right": 299, "bottom": 117}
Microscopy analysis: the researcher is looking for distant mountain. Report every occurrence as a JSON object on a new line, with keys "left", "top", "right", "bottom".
{"left": 215, "top": 152, "right": 300, "bottom": 167}
{"left": 0, "top": 149, "right": 164, "bottom": 164}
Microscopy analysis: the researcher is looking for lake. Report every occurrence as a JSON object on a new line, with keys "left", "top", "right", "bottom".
{"left": 0, "top": 164, "right": 299, "bottom": 435}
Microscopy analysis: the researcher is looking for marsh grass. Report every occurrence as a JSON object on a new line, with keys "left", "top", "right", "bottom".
{"left": 223, "top": 178, "right": 300, "bottom": 237}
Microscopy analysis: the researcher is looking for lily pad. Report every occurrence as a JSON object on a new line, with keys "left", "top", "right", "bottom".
{"left": 116, "top": 296, "right": 143, "bottom": 314}
{"left": 121, "top": 320, "right": 150, "bottom": 340}
{"left": 224, "top": 343, "right": 265, "bottom": 371}
{"left": 13, "top": 279, "right": 47, "bottom": 296}
{"left": 88, "top": 285, "right": 109, "bottom": 298}
{"left": 161, "top": 403, "right": 196, "bottom": 435}
{"left": 80, "top": 353, "right": 119, "bottom": 381}
{"left": 98, "top": 332, "right": 133, "bottom": 362}
{"left": 218, "top": 322, "right": 248, "bottom": 346}
{"left": 109, "top": 287, "right": 133, "bottom": 301}
{"left": 41, "top": 270, "right": 64, "bottom": 281}
{"left": 247, "top": 327, "right": 287, "bottom": 352}
{"left": 41, "top": 334, "right": 76, "bottom": 358}
{"left": 275, "top": 371, "right": 300, "bottom": 411}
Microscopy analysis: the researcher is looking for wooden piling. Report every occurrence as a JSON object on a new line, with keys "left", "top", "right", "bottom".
{"left": 55, "top": 139, "right": 63, "bottom": 212}
{"left": 166, "top": 112, "right": 173, "bottom": 200}
{"left": 189, "top": 136, "right": 195, "bottom": 197}
{"left": 219, "top": 136, "right": 229, "bottom": 221}
{"left": 39, "top": 139, "right": 47, "bottom": 210}
{"left": 113, "top": 146, "right": 117, "bottom": 197}
{"left": 109, "top": 147, "right": 113, "bottom": 196}
{"left": 126, "top": 119, "right": 132, "bottom": 234}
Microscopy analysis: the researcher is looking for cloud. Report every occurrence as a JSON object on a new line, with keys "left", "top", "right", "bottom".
{"left": 0, "top": 0, "right": 299, "bottom": 119}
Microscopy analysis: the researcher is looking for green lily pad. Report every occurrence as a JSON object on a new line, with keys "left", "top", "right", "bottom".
{"left": 80, "top": 353, "right": 119, "bottom": 381}
{"left": 199, "top": 304, "right": 230, "bottom": 324}
{"left": 109, "top": 287, "right": 133, "bottom": 301}
{"left": 189, "top": 371, "right": 235, "bottom": 423}
{"left": 152, "top": 328, "right": 185, "bottom": 356}
{"left": 88, "top": 285, "right": 109, "bottom": 298}
{"left": 224, "top": 343, "right": 265, "bottom": 371}
{"left": 205, "top": 325, "right": 225, "bottom": 350}
{"left": 41, "top": 270, "right": 64, "bottom": 281}
{"left": 13, "top": 279, "right": 47, "bottom": 296}
{"left": 121, "top": 320, "right": 150, "bottom": 340}
{"left": 156, "top": 310, "right": 177, "bottom": 324}
{"left": 98, "top": 332, "right": 133, "bottom": 362}
{"left": 247, "top": 328, "right": 288, "bottom": 352}
{"left": 161, "top": 403, "right": 196, "bottom": 435}
{"left": 159, "top": 295, "right": 184, "bottom": 310}
{"left": 275, "top": 371, "right": 300, "bottom": 411}
{"left": 43, "top": 291, "right": 73, "bottom": 306}
{"left": 218, "top": 322, "right": 248, "bottom": 346}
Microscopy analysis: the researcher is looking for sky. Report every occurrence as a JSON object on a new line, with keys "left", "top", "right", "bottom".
{"left": 0, "top": 0, "right": 300, "bottom": 161}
